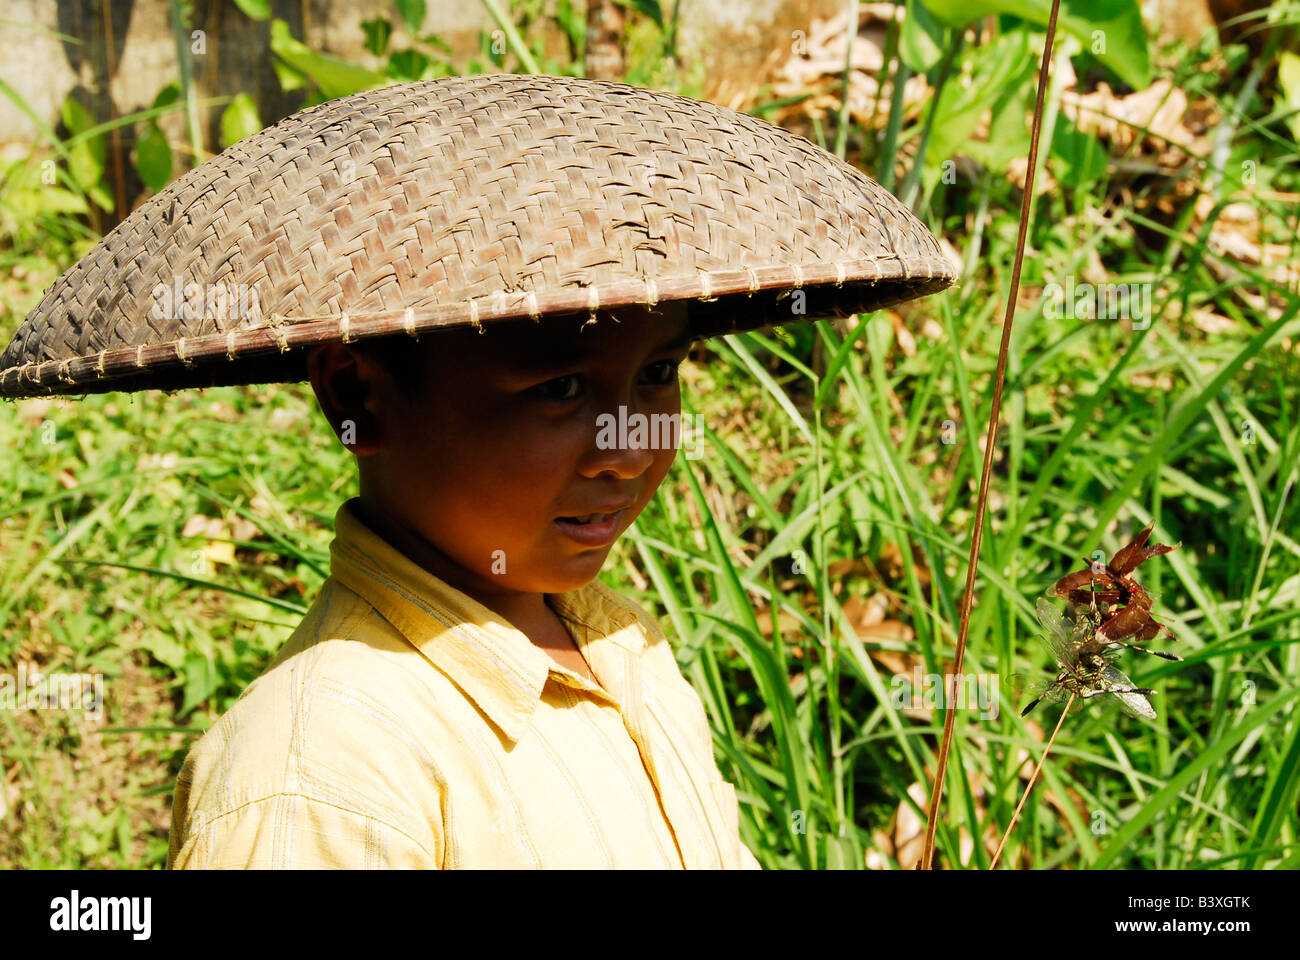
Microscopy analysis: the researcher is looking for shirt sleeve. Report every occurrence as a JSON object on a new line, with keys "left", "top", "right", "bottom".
{"left": 169, "top": 792, "right": 441, "bottom": 869}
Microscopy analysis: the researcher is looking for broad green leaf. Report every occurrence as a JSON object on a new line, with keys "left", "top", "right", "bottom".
{"left": 927, "top": 27, "right": 1033, "bottom": 165}
{"left": 614, "top": 0, "right": 664, "bottom": 27}
{"left": 901, "top": 0, "right": 947, "bottom": 73}
{"left": 220, "top": 92, "right": 262, "bottom": 148}
{"left": 394, "top": 0, "right": 426, "bottom": 36}
{"left": 133, "top": 122, "right": 173, "bottom": 191}
{"left": 387, "top": 48, "right": 434, "bottom": 82}
{"left": 917, "top": 0, "right": 1150, "bottom": 89}
{"left": 1050, "top": 111, "right": 1107, "bottom": 188}
{"left": 152, "top": 82, "right": 180, "bottom": 110}
{"left": 229, "top": 0, "right": 270, "bottom": 20}
{"left": 479, "top": 28, "right": 506, "bottom": 68}
{"left": 361, "top": 17, "right": 393, "bottom": 57}
{"left": 5, "top": 180, "right": 89, "bottom": 217}
{"left": 60, "top": 94, "right": 93, "bottom": 135}
{"left": 1279, "top": 51, "right": 1300, "bottom": 142}
{"left": 67, "top": 142, "right": 104, "bottom": 199}
{"left": 180, "top": 650, "right": 219, "bottom": 718}
{"left": 961, "top": 80, "right": 1033, "bottom": 173}
{"left": 272, "top": 57, "right": 307, "bottom": 93}
{"left": 419, "top": 33, "right": 453, "bottom": 55}
{"left": 61, "top": 96, "right": 107, "bottom": 197}
{"left": 269, "top": 18, "right": 389, "bottom": 100}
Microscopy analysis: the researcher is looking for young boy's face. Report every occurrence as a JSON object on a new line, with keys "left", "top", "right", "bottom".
{"left": 307, "top": 303, "right": 692, "bottom": 603}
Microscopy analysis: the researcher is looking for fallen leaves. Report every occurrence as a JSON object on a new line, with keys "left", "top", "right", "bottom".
{"left": 181, "top": 513, "right": 263, "bottom": 570}
{"left": 1062, "top": 79, "right": 1210, "bottom": 167}
{"left": 767, "top": 3, "right": 931, "bottom": 132}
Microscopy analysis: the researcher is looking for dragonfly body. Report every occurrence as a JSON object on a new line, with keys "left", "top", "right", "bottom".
{"left": 1019, "top": 598, "right": 1158, "bottom": 720}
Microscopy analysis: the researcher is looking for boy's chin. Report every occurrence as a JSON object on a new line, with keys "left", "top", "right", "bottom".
{"left": 533, "top": 551, "right": 611, "bottom": 594}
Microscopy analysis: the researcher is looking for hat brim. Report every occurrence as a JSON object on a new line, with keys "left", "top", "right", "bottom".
{"left": 1, "top": 75, "right": 957, "bottom": 398}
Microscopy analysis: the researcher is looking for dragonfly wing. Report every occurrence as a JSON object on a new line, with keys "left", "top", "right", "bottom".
{"left": 1014, "top": 675, "right": 1069, "bottom": 716}
{"left": 1035, "top": 598, "right": 1077, "bottom": 668}
{"left": 1101, "top": 664, "right": 1157, "bottom": 720}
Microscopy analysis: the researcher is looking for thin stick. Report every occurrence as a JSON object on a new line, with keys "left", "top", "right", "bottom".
{"left": 918, "top": 0, "right": 1062, "bottom": 870}
{"left": 989, "top": 692, "right": 1075, "bottom": 870}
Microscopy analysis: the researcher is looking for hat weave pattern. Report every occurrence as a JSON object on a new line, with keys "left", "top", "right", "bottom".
{"left": 1, "top": 74, "right": 956, "bottom": 397}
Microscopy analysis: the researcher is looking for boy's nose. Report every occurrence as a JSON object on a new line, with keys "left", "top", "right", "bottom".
{"left": 580, "top": 406, "right": 664, "bottom": 479}
{"left": 580, "top": 436, "right": 657, "bottom": 480}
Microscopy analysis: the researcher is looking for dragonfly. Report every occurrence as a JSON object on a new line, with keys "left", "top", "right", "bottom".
{"left": 1051, "top": 526, "right": 1183, "bottom": 657}
{"left": 1016, "top": 598, "right": 1158, "bottom": 720}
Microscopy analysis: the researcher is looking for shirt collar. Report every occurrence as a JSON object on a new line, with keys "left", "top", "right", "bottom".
{"left": 327, "top": 500, "right": 646, "bottom": 745}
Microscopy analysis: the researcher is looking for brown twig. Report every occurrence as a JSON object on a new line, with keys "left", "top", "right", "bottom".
{"left": 990, "top": 692, "right": 1075, "bottom": 869}
{"left": 918, "top": 0, "right": 1062, "bottom": 870}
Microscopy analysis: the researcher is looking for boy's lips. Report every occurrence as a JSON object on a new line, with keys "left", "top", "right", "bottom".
{"left": 554, "top": 505, "right": 630, "bottom": 546}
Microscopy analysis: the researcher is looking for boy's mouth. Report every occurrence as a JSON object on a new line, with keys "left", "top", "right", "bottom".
{"left": 554, "top": 509, "right": 626, "bottom": 547}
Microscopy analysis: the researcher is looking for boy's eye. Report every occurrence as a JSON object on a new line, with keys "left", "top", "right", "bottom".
{"left": 643, "top": 359, "right": 681, "bottom": 386}
{"left": 530, "top": 361, "right": 679, "bottom": 399}
{"left": 532, "top": 374, "right": 583, "bottom": 401}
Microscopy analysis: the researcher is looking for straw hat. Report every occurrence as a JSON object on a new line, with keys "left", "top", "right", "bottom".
{"left": 0, "top": 74, "right": 956, "bottom": 399}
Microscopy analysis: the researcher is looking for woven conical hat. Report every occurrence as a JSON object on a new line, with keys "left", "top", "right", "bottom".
{"left": 0, "top": 74, "right": 956, "bottom": 398}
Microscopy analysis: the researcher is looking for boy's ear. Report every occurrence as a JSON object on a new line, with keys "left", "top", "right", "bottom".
{"left": 305, "top": 343, "right": 384, "bottom": 456}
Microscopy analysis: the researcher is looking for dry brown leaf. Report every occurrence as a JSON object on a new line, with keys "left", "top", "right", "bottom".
{"left": 769, "top": 2, "right": 930, "bottom": 131}
{"left": 892, "top": 781, "right": 929, "bottom": 870}
{"left": 858, "top": 619, "right": 915, "bottom": 642}
{"left": 228, "top": 516, "right": 260, "bottom": 543}
{"left": 1192, "top": 309, "right": 1235, "bottom": 335}
{"left": 868, "top": 648, "right": 913, "bottom": 677}
{"left": 754, "top": 603, "right": 802, "bottom": 638}
{"left": 1062, "top": 79, "right": 1208, "bottom": 164}
{"left": 888, "top": 311, "right": 917, "bottom": 357}
{"left": 208, "top": 401, "right": 238, "bottom": 423}
{"left": 878, "top": 542, "right": 932, "bottom": 587}
{"left": 181, "top": 515, "right": 208, "bottom": 538}
{"left": 1006, "top": 155, "right": 1057, "bottom": 195}
{"left": 18, "top": 397, "right": 56, "bottom": 427}
{"left": 866, "top": 832, "right": 892, "bottom": 869}
{"left": 841, "top": 591, "right": 888, "bottom": 630}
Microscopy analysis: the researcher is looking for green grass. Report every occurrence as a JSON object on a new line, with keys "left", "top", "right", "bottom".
{"left": 2, "top": 2, "right": 1299, "bottom": 868}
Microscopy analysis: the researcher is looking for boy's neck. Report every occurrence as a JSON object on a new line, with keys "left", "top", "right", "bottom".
{"left": 350, "top": 497, "right": 566, "bottom": 647}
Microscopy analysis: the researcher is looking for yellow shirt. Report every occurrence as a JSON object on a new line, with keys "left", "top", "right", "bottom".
{"left": 168, "top": 500, "right": 761, "bottom": 869}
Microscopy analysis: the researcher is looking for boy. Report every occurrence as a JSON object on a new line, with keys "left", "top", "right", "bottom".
{"left": 0, "top": 75, "right": 954, "bottom": 869}
{"left": 168, "top": 300, "right": 767, "bottom": 868}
